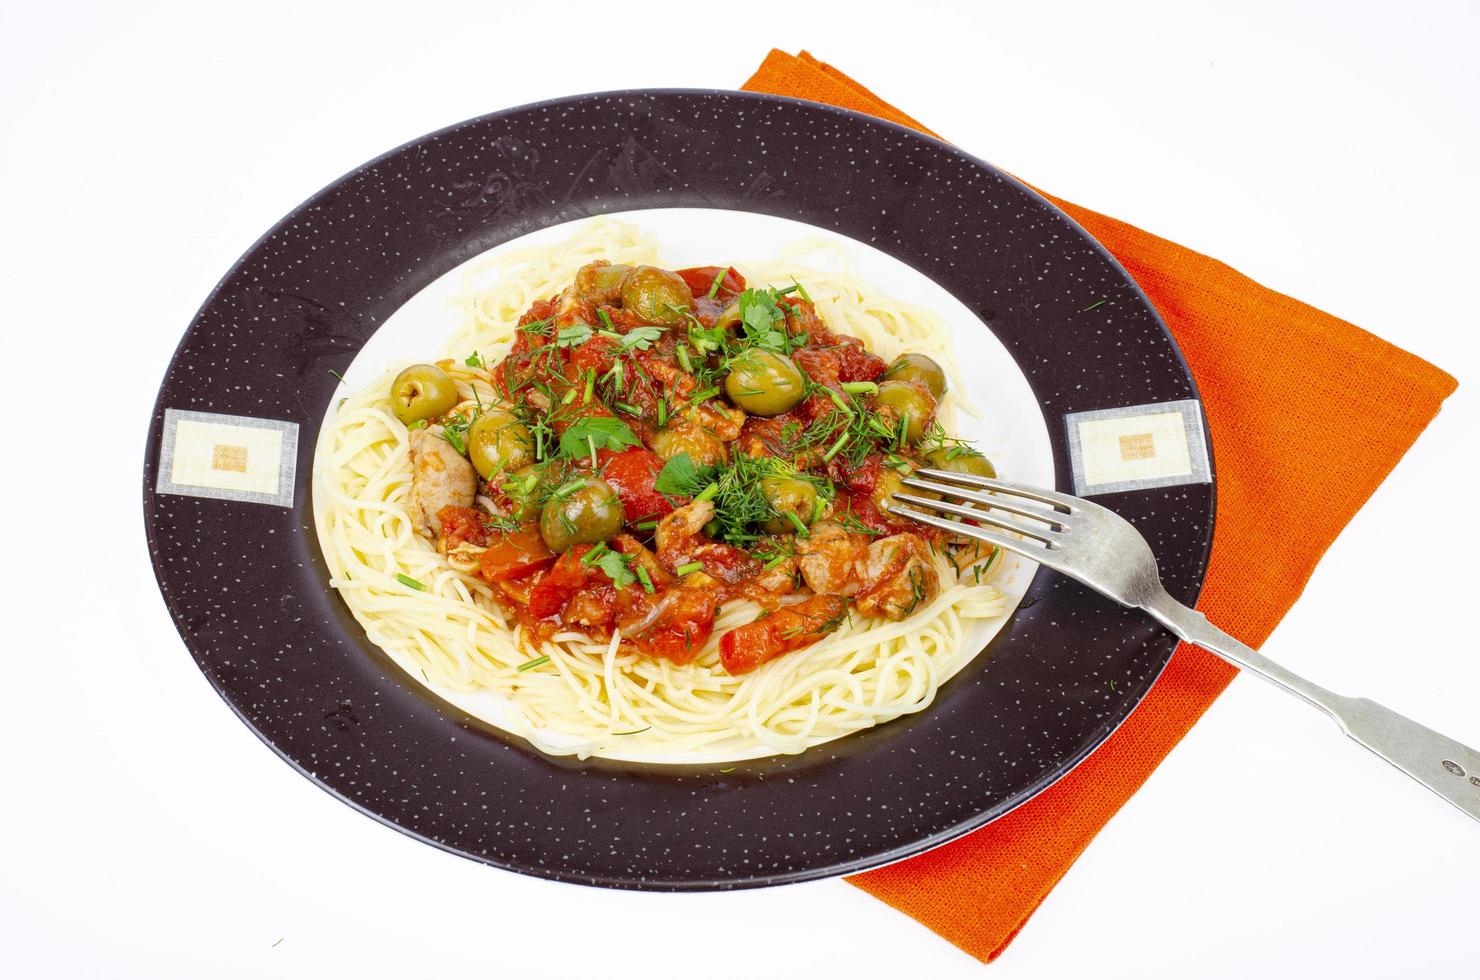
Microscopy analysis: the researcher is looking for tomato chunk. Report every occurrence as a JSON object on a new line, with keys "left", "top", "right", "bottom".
{"left": 478, "top": 524, "right": 556, "bottom": 583}
{"left": 597, "top": 446, "right": 676, "bottom": 525}
{"left": 675, "top": 266, "right": 745, "bottom": 300}
{"left": 437, "top": 506, "right": 490, "bottom": 550}
{"left": 719, "top": 595, "right": 849, "bottom": 674}
{"left": 623, "top": 586, "right": 718, "bottom": 665}
{"left": 525, "top": 546, "right": 592, "bottom": 619}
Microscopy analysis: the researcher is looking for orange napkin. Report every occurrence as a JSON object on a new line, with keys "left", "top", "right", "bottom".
{"left": 744, "top": 50, "right": 1459, "bottom": 962}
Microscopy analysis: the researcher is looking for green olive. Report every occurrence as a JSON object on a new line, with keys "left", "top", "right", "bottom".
{"left": 871, "top": 468, "right": 907, "bottom": 514}
{"left": 713, "top": 302, "right": 741, "bottom": 331}
{"left": 883, "top": 353, "right": 947, "bottom": 401}
{"left": 619, "top": 266, "right": 692, "bottom": 323}
{"left": 760, "top": 477, "right": 820, "bottom": 534}
{"left": 467, "top": 410, "right": 533, "bottom": 479}
{"left": 924, "top": 446, "right": 997, "bottom": 480}
{"left": 724, "top": 350, "right": 805, "bottom": 416}
{"left": 389, "top": 364, "right": 458, "bottom": 426}
{"left": 574, "top": 262, "right": 632, "bottom": 304}
{"left": 873, "top": 380, "right": 938, "bottom": 444}
{"left": 649, "top": 426, "right": 726, "bottom": 466}
{"left": 539, "top": 477, "right": 625, "bottom": 552}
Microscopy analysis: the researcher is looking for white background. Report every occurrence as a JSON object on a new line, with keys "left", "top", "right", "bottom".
{"left": 2, "top": 1, "right": 1476, "bottom": 977}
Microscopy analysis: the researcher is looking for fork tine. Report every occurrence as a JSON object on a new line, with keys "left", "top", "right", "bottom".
{"left": 884, "top": 503, "right": 1049, "bottom": 563}
{"left": 891, "top": 492, "right": 1059, "bottom": 544}
{"left": 900, "top": 477, "right": 1071, "bottom": 529}
{"left": 915, "top": 469, "right": 1081, "bottom": 513}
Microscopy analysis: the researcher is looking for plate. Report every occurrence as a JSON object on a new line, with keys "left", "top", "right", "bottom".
{"left": 144, "top": 90, "right": 1214, "bottom": 889}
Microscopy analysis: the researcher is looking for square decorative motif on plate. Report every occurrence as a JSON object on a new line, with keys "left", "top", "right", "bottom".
{"left": 1065, "top": 399, "right": 1210, "bottom": 496}
{"left": 155, "top": 409, "right": 298, "bottom": 507}
{"left": 211, "top": 444, "right": 250, "bottom": 473}
{"left": 1117, "top": 432, "right": 1156, "bottom": 461}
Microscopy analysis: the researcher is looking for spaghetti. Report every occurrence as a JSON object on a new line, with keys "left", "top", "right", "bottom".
{"left": 313, "top": 218, "right": 1009, "bottom": 760}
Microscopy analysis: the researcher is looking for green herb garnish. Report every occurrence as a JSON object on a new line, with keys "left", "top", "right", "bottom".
{"left": 516, "top": 655, "right": 551, "bottom": 672}
{"left": 558, "top": 416, "right": 639, "bottom": 458}
{"left": 395, "top": 573, "right": 426, "bottom": 591}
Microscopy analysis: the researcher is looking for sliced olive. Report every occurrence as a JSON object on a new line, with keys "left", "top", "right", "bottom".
{"left": 883, "top": 353, "right": 947, "bottom": 401}
{"left": 924, "top": 446, "right": 996, "bottom": 480}
{"left": 760, "top": 477, "right": 820, "bottom": 534}
{"left": 539, "top": 477, "right": 625, "bottom": 552}
{"left": 724, "top": 350, "right": 805, "bottom": 416}
{"left": 573, "top": 261, "right": 632, "bottom": 304}
{"left": 713, "top": 302, "right": 741, "bottom": 331}
{"left": 620, "top": 266, "right": 692, "bottom": 323}
{"left": 873, "top": 380, "right": 938, "bottom": 444}
{"left": 389, "top": 364, "right": 458, "bottom": 426}
{"left": 467, "top": 410, "right": 533, "bottom": 479}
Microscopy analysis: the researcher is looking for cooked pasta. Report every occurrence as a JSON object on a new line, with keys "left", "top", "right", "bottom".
{"left": 313, "top": 217, "right": 1009, "bottom": 761}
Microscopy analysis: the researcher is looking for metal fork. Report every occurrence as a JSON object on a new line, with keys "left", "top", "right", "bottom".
{"left": 887, "top": 468, "right": 1480, "bottom": 822}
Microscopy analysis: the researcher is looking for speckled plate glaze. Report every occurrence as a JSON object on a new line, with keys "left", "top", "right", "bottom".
{"left": 144, "top": 90, "right": 1214, "bottom": 889}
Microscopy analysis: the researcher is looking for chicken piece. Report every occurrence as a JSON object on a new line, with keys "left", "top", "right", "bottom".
{"left": 407, "top": 426, "right": 477, "bottom": 539}
{"left": 794, "top": 521, "right": 869, "bottom": 596}
{"left": 855, "top": 533, "right": 940, "bottom": 621}
{"left": 655, "top": 499, "right": 714, "bottom": 563}
{"left": 611, "top": 533, "right": 675, "bottom": 589}
{"left": 685, "top": 400, "right": 746, "bottom": 443}
{"left": 653, "top": 500, "right": 759, "bottom": 583}
{"left": 753, "top": 555, "right": 797, "bottom": 595}
{"left": 563, "top": 584, "right": 617, "bottom": 629}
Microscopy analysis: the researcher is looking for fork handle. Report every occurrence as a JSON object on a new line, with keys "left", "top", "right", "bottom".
{"left": 1141, "top": 589, "right": 1480, "bottom": 823}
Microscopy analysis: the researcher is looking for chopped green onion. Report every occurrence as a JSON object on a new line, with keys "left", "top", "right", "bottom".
{"left": 688, "top": 386, "right": 719, "bottom": 405}
{"left": 516, "top": 655, "right": 551, "bottom": 672}
{"left": 694, "top": 482, "right": 719, "bottom": 503}
{"left": 551, "top": 480, "right": 585, "bottom": 500}
{"left": 783, "top": 510, "right": 810, "bottom": 535}
{"left": 762, "top": 553, "right": 787, "bottom": 570}
{"left": 614, "top": 401, "right": 642, "bottom": 415}
{"left": 822, "top": 431, "right": 850, "bottom": 462}
{"left": 675, "top": 561, "right": 703, "bottom": 576}
{"left": 656, "top": 399, "right": 668, "bottom": 428}
{"left": 635, "top": 566, "right": 655, "bottom": 593}
{"left": 582, "top": 369, "right": 595, "bottom": 405}
{"left": 561, "top": 388, "right": 577, "bottom": 405}
{"left": 840, "top": 381, "right": 878, "bottom": 395}
{"left": 598, "top": 308, "right": 616, "bottom": 331}
{"left": 395, "top": 573, "right": 426, "bottom": 591}
{"left": 633, "top": 520, "right": 659, "bottom": 531}
{"left": 825, "top": 387, "right": 852, "bottom": 413}
{"left": 707, "top": 268, "right": 728, "bottom": 299}
{"left": 675, "top": 344, "right": 693, "bottom": 373}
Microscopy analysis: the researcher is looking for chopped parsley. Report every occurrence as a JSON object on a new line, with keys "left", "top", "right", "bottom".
{"left": 555, "top": 323, "right": 594, "bottom": 348}
{"left": 558, "top": 416, "right": 639, "bottom": 458}
{"left": 653, "top": 452, "right": 714, "bottom": 497}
